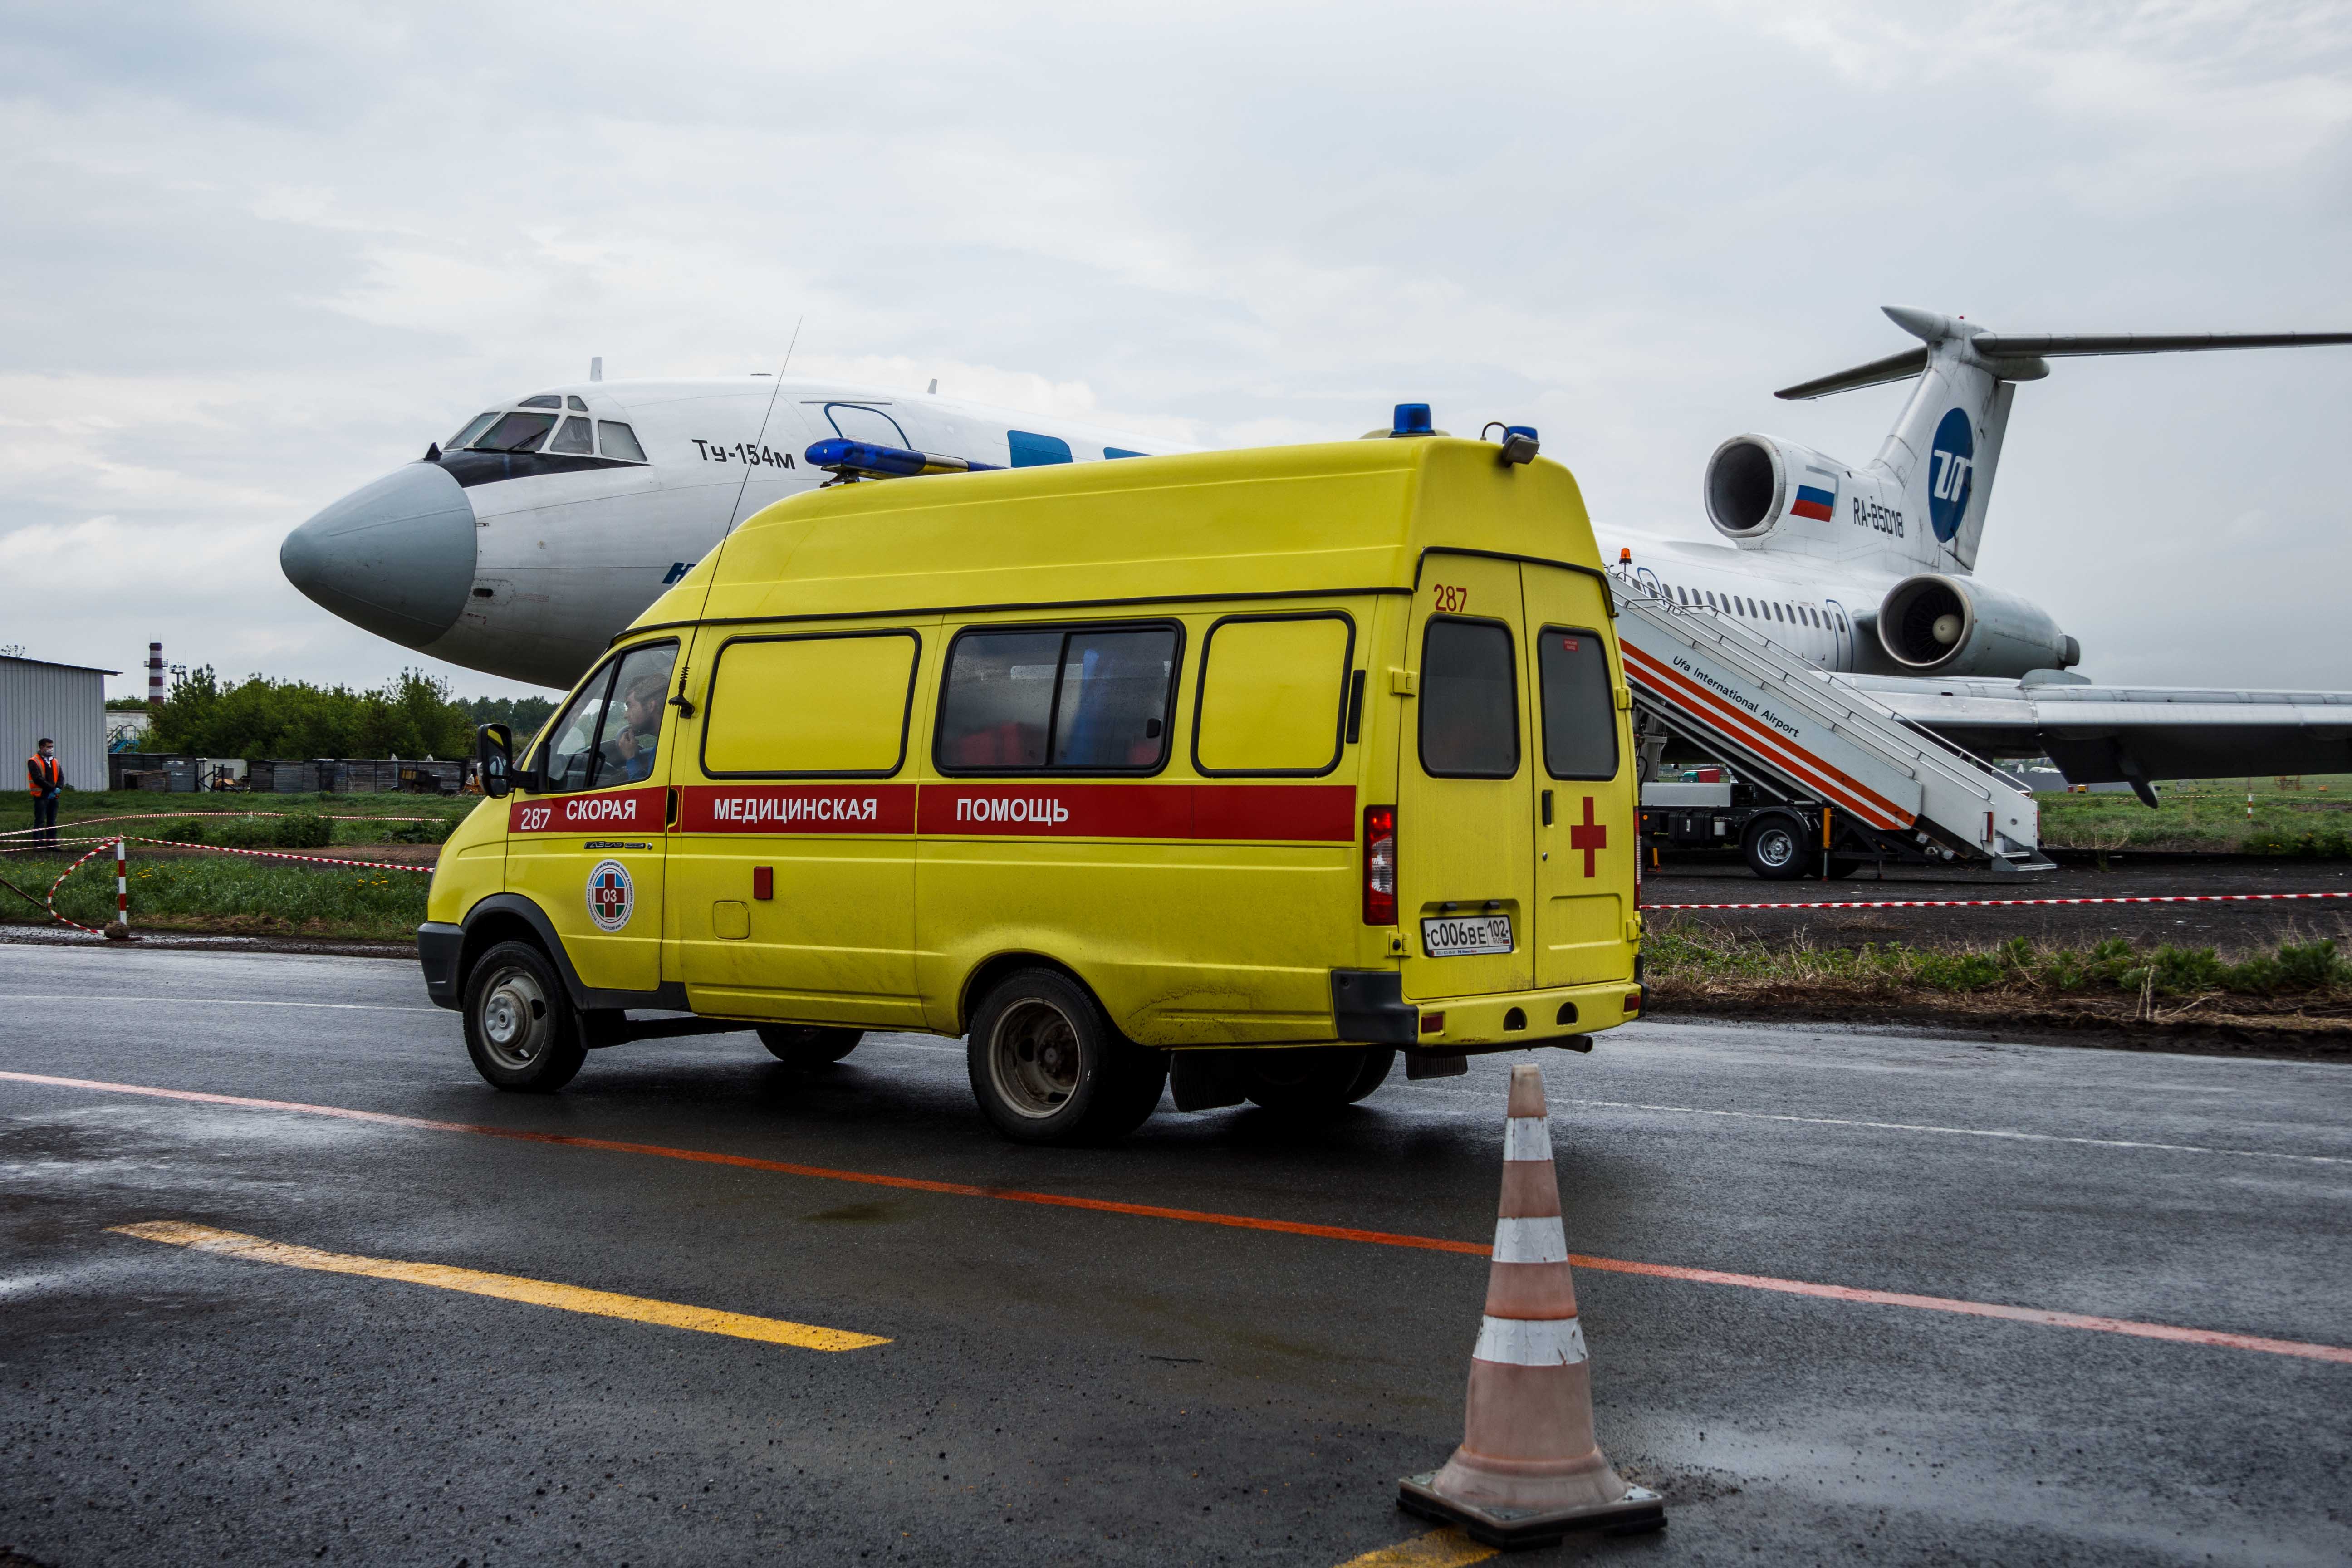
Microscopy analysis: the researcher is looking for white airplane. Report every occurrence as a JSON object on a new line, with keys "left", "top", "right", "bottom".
{"left": 285, "top": 314, "right": 2352, "bottom": 802}
{"left": 280, "top": 371, "right": 1184, "bottom": 690}
{"left": 1595, "top": 307, "right": 2352, "bottom": 800}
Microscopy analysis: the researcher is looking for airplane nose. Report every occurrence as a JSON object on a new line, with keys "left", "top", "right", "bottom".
{"left": 282, "top": 461, "right": 477, "bottom": 647}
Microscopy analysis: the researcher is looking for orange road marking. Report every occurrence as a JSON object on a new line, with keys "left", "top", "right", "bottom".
{"left": 8, "top": 1068, "right": 2348, "bottom": 1366}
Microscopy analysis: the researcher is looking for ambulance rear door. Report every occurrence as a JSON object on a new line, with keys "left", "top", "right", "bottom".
{"left": 1521, "top": 564, "right": 1637, "bottom": 989}
{"left": 1395, "top": 554, "right": 1537, "bottom": 1000}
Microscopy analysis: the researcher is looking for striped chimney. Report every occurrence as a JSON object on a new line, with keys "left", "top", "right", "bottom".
{"left": 148, "top": 642, "right": 164, "bottom": 709}
{"left": 1399, "top": 1063, "right": 1662, "bottom": 1544}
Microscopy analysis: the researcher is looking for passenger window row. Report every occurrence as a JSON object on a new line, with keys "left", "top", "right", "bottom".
{"left": 1657, "top": 581, "right": 1847, "bottom": 635}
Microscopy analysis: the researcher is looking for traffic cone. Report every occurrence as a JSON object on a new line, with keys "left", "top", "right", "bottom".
{"left": 1398, "top": 1063, "right": 1664, "bottom": 1547}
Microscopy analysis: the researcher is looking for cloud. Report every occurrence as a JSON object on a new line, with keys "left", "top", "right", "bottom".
{"left": 0, "top": 0, "right": 2347, "bottom": 698}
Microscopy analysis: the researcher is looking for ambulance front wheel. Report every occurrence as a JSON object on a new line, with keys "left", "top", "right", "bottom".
{"left": 967, "top": 969, "right": 1169, "bottom": 1146}
{"left": 756, "top": 1025, "right": 862, "bottom": 1068}
{"left": 463, "top": 940, "right": 587, "bottom": 1093}
{"left": 1742, "top": 815, "right": 1812, "bottom": 881}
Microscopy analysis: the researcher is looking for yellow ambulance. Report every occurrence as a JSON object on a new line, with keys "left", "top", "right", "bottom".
{"left": 419, "top": 416, "right": 1642, "bottom": 1144}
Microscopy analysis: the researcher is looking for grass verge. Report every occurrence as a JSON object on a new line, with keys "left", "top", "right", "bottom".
{"left": 1645, "top": 916, "right": 2352, "bottom": 1044}
{"left": 0, "top": 849, "right": 429, "bottom": 942}
{"left": 2037, "top": 777, "right": 2352, "bottom": 855}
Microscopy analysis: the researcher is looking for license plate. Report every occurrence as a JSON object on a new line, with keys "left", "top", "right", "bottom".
{"left": 1421, "top": 914, "right": 1513, "bottom": 957}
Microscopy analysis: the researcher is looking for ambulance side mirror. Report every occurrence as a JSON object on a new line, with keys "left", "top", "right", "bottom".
{"left": 476, "top": 724, "right": 514, "bottom": 799}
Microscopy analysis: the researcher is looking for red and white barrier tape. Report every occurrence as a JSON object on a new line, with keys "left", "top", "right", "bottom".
{"left": 1646, "top": 891, "right": 2352, "bottom": 911}
{"left": 109, "top": 836, "right": 435, "bottom": 873}
{"left": 44, "top": 838, "right": 124, "bottom": 935}
{"left": 0, "top": 811, "right": 447, "bottom": 840}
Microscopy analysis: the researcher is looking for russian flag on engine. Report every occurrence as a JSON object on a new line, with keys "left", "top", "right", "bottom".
{"left": 1790, "top": 463, "right": 1839, "bottom": 523}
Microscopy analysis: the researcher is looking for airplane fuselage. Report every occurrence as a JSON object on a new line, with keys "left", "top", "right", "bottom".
{"left": 282, "top": 377, "right": 1181, "bottom": 689}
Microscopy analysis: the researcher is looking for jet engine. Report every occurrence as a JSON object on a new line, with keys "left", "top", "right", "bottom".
{"left": 1703, "top": 435, "right": 1846, "bottom": 544}
{"left": 1877, "top": 573, "right": 2079, "bottom": 677}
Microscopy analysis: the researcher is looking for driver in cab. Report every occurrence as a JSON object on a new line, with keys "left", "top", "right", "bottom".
{"left": 603, "top": 671, "right": 669, "bottom": 783}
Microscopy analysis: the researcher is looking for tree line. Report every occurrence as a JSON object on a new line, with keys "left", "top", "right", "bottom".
{"left": 144, "top": 668, "right": 558, "bottom": 761}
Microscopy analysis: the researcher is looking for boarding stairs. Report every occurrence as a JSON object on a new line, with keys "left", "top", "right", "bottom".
{"left": 1609, "top": 573, "right": 2053, "bottom": 874}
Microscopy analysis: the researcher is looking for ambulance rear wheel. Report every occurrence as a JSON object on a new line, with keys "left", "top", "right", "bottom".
{"left": 1344, "top": 1047, "right": 1397, "bottom": 1103}
{"left": 1741, "top": 815, "right": 1811, "bottom": 881}
{"left": 1241, "top": 1047, "right": 1373, "bottom": 1112}
{"left": 463, "top": 941, "right": 586, "bottom": 1093}
{"left": 756, "top": 1025, "right": 862, "bottom": 1068}
{"left": 967, "top": 969, "right": 1169, "bottom": 1146}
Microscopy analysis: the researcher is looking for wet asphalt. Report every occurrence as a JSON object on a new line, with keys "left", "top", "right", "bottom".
{"left": 1, "top": 946, "right": 2347, "bottom": 1567}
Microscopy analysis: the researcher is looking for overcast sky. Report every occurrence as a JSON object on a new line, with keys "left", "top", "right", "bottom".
{"left": 5, "top": 0, "right": 2348, "bottom": 699}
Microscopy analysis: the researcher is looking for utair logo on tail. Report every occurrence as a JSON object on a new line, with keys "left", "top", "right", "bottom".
{"left": 1927, "top": 408, "right": 1974, "bottom": 543}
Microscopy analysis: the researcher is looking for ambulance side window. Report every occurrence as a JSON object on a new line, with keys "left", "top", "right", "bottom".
{"left": 702, "top": 631, "right": 921, "bottom": 778}
{"left": 1537, "top": 626, "right": 1620, "bottom": 781}
{"left": 936, "top": 631, "right": 1062, "bottom": 768}
{"left": 1192, "top": 613, "right": 1355, "bottom": 776}
{"left": 1419, "top": 617, "right": 1519, "bottom": 779}
{"left": 935, "top": 622, "right": 1180, "bottom": 774}
{"left": 539, "top": 662, "right": 620, "bottom": 793}
{"left": 534, "top": 641, "right": 678, "bottom": 792}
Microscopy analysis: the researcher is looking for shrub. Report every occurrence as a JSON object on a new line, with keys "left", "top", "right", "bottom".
{"left": 386, "top": 818, "right": 452, "bottom": 844}
{"left": 2276, "top": 939, "right": 2342, "bottom": 990}
{"left": 158, "top": 818, "right": 204, "bottom": 844}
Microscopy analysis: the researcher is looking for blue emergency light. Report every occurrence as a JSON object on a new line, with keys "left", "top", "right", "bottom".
{"left": 805, "top": 438, "right": 1003, "bottom": 480}
{"left": 1392, "top": 403, "right": 1435, "bottom": 437}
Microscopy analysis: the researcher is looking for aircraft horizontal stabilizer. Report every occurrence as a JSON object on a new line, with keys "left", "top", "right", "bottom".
{"left": 1969, "top": 330, "right": 2352, "bottom": 357}
{"left": 1773, "top": 347, "right": 1930, "bottom": 401}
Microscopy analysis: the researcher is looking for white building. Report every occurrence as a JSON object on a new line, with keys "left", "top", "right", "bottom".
{"left": 1, "top": 654, "right": 116, "bottom": 791}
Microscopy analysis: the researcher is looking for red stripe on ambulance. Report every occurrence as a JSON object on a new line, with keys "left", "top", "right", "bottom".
{"left": 681, "top": 784, "right": 917, "bottom": 834}
{"left": 509, "top": 787, "right": 666, "bottom": 835}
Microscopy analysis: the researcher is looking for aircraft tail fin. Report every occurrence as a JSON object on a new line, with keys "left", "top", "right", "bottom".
{"left": 1773, "top": 307, "right": 2352, "bottom": 574}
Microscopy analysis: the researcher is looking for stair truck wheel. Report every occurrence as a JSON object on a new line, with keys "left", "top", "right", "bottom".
{"left": 756, "top": 1025, "right": 863, "bottom": 1067}
{"left": 1741, "top": 814, "right": 1811, "bottom": 881}
{"left": 966, "top": 968, "right": 1169, "bottom": 1145}
{"left": 462, "top": 940, "right": 588, "bottom": 1093}
{"left": 1241, "top": 1047, "right": 1379, "bottom": 1112}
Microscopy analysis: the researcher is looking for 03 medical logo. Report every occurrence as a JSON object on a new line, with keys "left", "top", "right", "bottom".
{"left": 585, "top": 860, "right": 634, "bottom": 932}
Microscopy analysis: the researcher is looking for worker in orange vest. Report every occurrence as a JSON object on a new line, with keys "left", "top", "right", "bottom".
{"left": 26, "top": 738, "right": 61, "bottom": 850}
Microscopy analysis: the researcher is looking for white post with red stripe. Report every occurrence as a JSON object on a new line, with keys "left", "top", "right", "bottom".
{"left": 114, "top": 837, "right": 128, "bottom": 930}
{"left": 1612, "top": 576, "right": 2044, "bottom": 868}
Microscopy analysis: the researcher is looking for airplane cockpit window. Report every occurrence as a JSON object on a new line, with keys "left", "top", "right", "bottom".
{"left": 566, "top": 395, "right": 589, "bottom": 412}
{"left": 825, "top": 403, "right": 908, "bottom": 446}
{"left": 518, "top": 394, "right": 562, "bottom": 409}
{"left": 449, "top": 412, "right": 499, "bottom": 449}
{"left": 549, "top": 416, "right": 594, "bottom": 456}
{"left": 469, "top": 411, "right": 559, "bottom": 452}
{"left": 597, "top": 421, "right": 647, "bottom": 462}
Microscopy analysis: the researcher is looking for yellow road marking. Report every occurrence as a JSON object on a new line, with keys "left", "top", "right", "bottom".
{"left": 1332, "top": 1527, "right": 1497, "bottom": 1568}
{"left": 110, "top": 1221, "right": 889, "bottom": 1352}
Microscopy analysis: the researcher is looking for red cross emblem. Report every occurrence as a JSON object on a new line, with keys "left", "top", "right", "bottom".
{"left": 1570, "top": 795, "right": 1607, "bottom": 877}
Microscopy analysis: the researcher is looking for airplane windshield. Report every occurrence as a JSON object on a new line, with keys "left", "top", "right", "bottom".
{"left": 449, "top": 412, "right": 499, "bottom": 448}
{"left": 469, "top": 412, "right": 559, "bottom": 453}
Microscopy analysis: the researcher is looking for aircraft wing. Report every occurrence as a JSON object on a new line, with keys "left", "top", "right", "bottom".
{"left": 1835, "top": 674, "right": 2352, "bottom": 789}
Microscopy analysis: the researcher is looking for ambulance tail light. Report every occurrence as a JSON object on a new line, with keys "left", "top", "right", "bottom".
{"left": 1363, "top": 804, "right": 1396, "bottom": 925}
